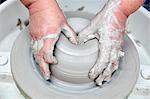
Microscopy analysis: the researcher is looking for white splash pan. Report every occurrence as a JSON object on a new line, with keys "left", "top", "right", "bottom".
{"left": 0, "top": 0, "right": 150, "bottom": 99}
{"left": 11, "top": 11, "right": 139, "bottom": 99}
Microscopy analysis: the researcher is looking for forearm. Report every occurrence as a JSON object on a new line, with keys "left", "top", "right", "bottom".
{"left": 20, "top": 0, "right": 62, "bottom": 15}
{"left": 104, "top": 0, "right": 144, "bottom": 30}
{"left": 120, "top": 0, "right": 144, "bottom": 16}
{"left": 96, "top": 0, "right": 144, "bottom": 41}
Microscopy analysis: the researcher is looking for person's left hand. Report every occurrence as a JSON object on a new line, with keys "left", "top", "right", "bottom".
{"left": 23, "top": 0, "right": 77, "bottom": 80}
{"left": 78, "top": 0, "right": 143, "bottom": 86}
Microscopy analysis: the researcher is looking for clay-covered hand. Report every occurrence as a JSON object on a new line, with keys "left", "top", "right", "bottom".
{"left": 21, "top": 0, "right": 77, "bottom": 80}
{"left": 78, "top": 0, "right": 144, "bottom": 86}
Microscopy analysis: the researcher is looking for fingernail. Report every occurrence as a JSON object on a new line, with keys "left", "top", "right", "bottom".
{"left": 70, "top": 38, "right": 77, "bottom": 44}
{"left": 44, "top": 54, "right": 58, "bottom": 64}
{"left": 88, "top": 72, "right": 97, "bottom": 80}
{"left": 95, "top": 82, "right": 102, "bottom": 87}
{"left": 41, "top": 69, "right": 51, "bottom": 80}
{"left": 43, "top": 73, "right": 50, "bottom": 80}
{"left": 52, "top": 57, "right": 58, "bottom": 64}
{"left": 95, "top": 75, "right": 105, "bottom": 86}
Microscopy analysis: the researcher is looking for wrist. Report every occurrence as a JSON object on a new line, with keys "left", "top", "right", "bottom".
{"left": 21, "top": 0, "right": 59, "bottom": 15}
{"left": 104, "top": 0, "right": 128, "bottom": 25}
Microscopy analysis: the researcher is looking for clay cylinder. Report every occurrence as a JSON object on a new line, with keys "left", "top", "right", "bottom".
{"left": 51, "top": 13, "right": 99, "bottom": 84}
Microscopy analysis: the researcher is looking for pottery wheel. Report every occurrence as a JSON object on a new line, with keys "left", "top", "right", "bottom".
{"left": 11, "top": 12, "right": 140, "bottom": 99}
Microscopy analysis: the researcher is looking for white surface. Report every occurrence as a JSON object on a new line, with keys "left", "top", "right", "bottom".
{"left": 0, "top": 55, "right": 8, "bottom": 66}
{"left": 0, "top": 0, "right": 150, "bottom": 99}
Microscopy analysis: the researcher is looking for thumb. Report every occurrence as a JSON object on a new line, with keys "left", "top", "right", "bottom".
{"left": 62, "top": 23, "right": 77, "bottom": 44}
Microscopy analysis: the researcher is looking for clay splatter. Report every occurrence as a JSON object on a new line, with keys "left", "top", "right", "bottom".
{"left": 77, "top": 6, "right": 85, "bottom": 11}
{"left": 24, "top": 20, "right": 29, "bottom": 26}
{"left": 16, "top": 18, "right": 23, "bottom": 30}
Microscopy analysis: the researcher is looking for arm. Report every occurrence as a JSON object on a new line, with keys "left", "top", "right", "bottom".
{"left": 120, "top": 0, "right": 144, "bottom": 16}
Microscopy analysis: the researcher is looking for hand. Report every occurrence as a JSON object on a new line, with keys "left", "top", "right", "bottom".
{"left": 23, "top": 0, "right": 77, "bottom": 80}
{"left": 78, "top": 0, "right": 143, "bottom": 86}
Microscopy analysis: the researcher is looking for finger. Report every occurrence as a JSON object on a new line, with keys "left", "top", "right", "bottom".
{"left": 88, "top": 41, "right": 112, "bottom": 80}
{"left": 95, "top": 64, "right": 112, "bottom": 86}
{"left": 62, "top": 23, "right": 77, "bottom": 44}
{"left": 37, "top": 57, "right": 51, "bottom": 80}
{"left": 88, "top": 63, "right": 101, "bottom": 80}
{"left": 103, "top": 49, "right": 119, "bottom": 76}
{"left": 78, "top": 21, "right": 97, "bottom": 44}
{"left": 95, "top": 74, "right": 112, "bottom": 86}
{"left": 102, "top": 50, "right": 124, "bottom": 80}
{"left": 96, "top": 49, "right": 123, "bottom": 85}
{"left": 95, "top": 62, "right": 118, "bottom": 85}
{"left": 42, "top": 38, "right": 59, "bottom": 64}
{"left": 95, "top": 49, "right": 118, "bottom": 85}
{"left": 104, "top": 48, "right": 124, "bottom": 75}
{"left": 95, "top": 63, "right": 118, "bottom": 86}
{"left": 95, "top": 74, "right": 105, "bottom": 86}
{"left": 95, "top": 63, "right": 114, "bottom": 86}
{"left": 103, "top": 75, "right": 112, "bottom": 82}
{"left": 103, "top": 62, "right": 118, "bottom": 77}
{"left": 44, "top": 52, "right": 58, "bottom": 64}
{"left": 80, "top": 33, "right": 100, "bottom": 44}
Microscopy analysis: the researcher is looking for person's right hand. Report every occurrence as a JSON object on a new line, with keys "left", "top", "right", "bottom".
{"left": 78, "top": 0, "right": 144, "bottom": 86}
{"left": 21, "top": 0, "right": 77, "bottom": 80}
